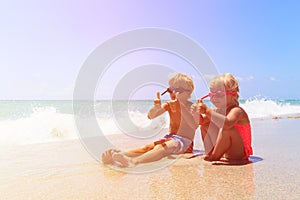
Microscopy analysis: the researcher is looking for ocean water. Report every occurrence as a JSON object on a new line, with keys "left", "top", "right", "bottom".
{"left": 1, "top": 99, "right": 300, "bottom": 146}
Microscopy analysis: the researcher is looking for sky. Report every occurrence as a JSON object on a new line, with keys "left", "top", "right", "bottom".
{"left": 1, "top": 0, "right": 300, "bottom": 100}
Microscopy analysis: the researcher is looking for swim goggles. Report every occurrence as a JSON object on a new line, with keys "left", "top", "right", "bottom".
{"left": 201, "top": 91, "right": 237, "bottom": 99}
{"left": 161, "top": 87, "right": 191, "bottom": 96}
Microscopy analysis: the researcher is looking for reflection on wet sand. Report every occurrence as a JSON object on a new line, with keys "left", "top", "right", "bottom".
{"left": 148, "top": 156, "right": 255, "bottom": 199}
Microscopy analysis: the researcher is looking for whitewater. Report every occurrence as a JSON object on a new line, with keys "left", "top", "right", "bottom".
{"left": 0, "top": 99, "right": 300, "bottom": 146}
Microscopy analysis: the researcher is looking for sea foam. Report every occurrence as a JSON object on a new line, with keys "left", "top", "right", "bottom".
{"left": 0, "top": 99, "right": 299, "bottom": 146}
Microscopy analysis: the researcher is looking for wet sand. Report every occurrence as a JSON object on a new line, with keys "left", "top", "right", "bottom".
{"left": 0, "top": 118, "right": 299, "bottom": 199}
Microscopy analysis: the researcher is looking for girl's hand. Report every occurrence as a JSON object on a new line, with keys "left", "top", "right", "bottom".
{"left": 196, "top": 99, "right": 208, "bottom": 114}
{"left": 191, "top": 99, "right": 208, "bottom": 125}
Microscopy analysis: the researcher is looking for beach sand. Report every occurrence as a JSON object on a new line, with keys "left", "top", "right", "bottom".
{"left": 1, "top": 118, "right": 300, "bottom": 199}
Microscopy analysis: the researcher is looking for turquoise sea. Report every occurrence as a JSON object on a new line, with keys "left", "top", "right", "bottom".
{"left": 1, "top": 99, "right": 300, "bottom": 146}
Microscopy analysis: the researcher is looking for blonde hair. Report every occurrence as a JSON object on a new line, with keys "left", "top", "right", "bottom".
{"left": 210, "top": 73, "right": 239, "bottom": 106}
{"left": 169, "top": 73, "right": 194, "bottom": 91}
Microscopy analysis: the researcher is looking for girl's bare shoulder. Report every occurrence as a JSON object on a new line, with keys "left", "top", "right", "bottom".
{"left": 231, "top": 106, "right": 250, "bottom": 123}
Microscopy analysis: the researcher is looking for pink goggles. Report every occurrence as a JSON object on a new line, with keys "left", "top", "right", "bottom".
{"left": 201, "top": 91, "right": 238, "bottom": 100}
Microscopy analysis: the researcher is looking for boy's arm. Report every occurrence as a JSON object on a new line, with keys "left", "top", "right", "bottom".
{"left": 180, "top": 103, "right": 199, "bottom": 129}
{"left": 147, "top": 92, "right": 166, "bottom": 119}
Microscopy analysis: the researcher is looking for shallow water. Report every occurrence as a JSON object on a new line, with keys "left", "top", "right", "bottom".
{"left": 1, "top": 99, "right": 300, "bottom": 146}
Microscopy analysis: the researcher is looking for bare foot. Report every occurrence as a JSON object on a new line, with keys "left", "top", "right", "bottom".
{"left": 112, "top": 153, "right": 134, "bottom": 167}
{"left": 203, "top": 154, "right": 213, "bottom": 161}
{"left": 101, "top": 149, "right": 120, "bottom": 164}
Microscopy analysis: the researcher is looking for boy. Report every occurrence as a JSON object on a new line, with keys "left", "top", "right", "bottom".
{"left": 102, "top": 73, "right": 199, "bottom": 167}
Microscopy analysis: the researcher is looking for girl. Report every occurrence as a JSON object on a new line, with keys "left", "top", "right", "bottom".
{"left": 195, "top": 73, "right": 252, "bottom": 161}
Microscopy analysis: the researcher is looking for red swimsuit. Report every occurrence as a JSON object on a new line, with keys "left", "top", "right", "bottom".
{"left": 234, "top": 123, "right": 253, "bottom": 159}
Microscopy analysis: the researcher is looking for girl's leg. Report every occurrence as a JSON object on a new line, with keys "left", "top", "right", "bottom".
{"left": 207, "top": 127, "right": 245, "bottom": 161}
{"left": 201, "top": 123, "right": 219, "bottom": 154}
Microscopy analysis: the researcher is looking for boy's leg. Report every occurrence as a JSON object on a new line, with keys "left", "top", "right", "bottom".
{"left": 132, "top": 139, "right": 178, "bottom": 164}
{"left": 102, "top": 142, "right": 156, "bottom": 165}
{"left": 101, "top": 149, "right": 120, "bottom": 164}
{"left": 112, "top": 139, "right": 178, "bottom": 167}
{"left": 124, "top": 142, "right": 155, "bottom": 157}
{"left": 208, "top": 127, "right": 245, "bottom": 161}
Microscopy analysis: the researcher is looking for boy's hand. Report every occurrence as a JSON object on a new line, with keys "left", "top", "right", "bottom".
{"left": 148, "top": 92, "right": 164, "bottom": 119}
{"left": 191, "top": 101, "right": 200, "bottom": 123}
{"left": 153, "top": 92, "right": 161, "bottom": 106}
{"left": 190, "top": 102, "right": 198, "bottom": 115}
{"left": 169, "top": 91, "right": 179, "bottom": 112}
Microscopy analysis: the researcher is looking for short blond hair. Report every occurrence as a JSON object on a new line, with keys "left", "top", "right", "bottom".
{"left": 169, "top": 73, "right": 194, "bottom": 91}
{"left": 210, "top": 73, "right": 239, "bottom": 105}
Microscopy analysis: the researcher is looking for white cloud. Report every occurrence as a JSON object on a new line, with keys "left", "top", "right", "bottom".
{"left": 236, "top": 76, "right": 255, "bottom": 81}
{"left": 203, "top": 74, "right": 217, "bottom": 82}
{"left": 269, "top": 76, "right": 276, "bottom": 81}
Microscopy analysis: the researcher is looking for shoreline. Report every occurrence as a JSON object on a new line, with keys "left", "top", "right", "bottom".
{"left": 1, "top": 118, "right": 299, "bottom": 199}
